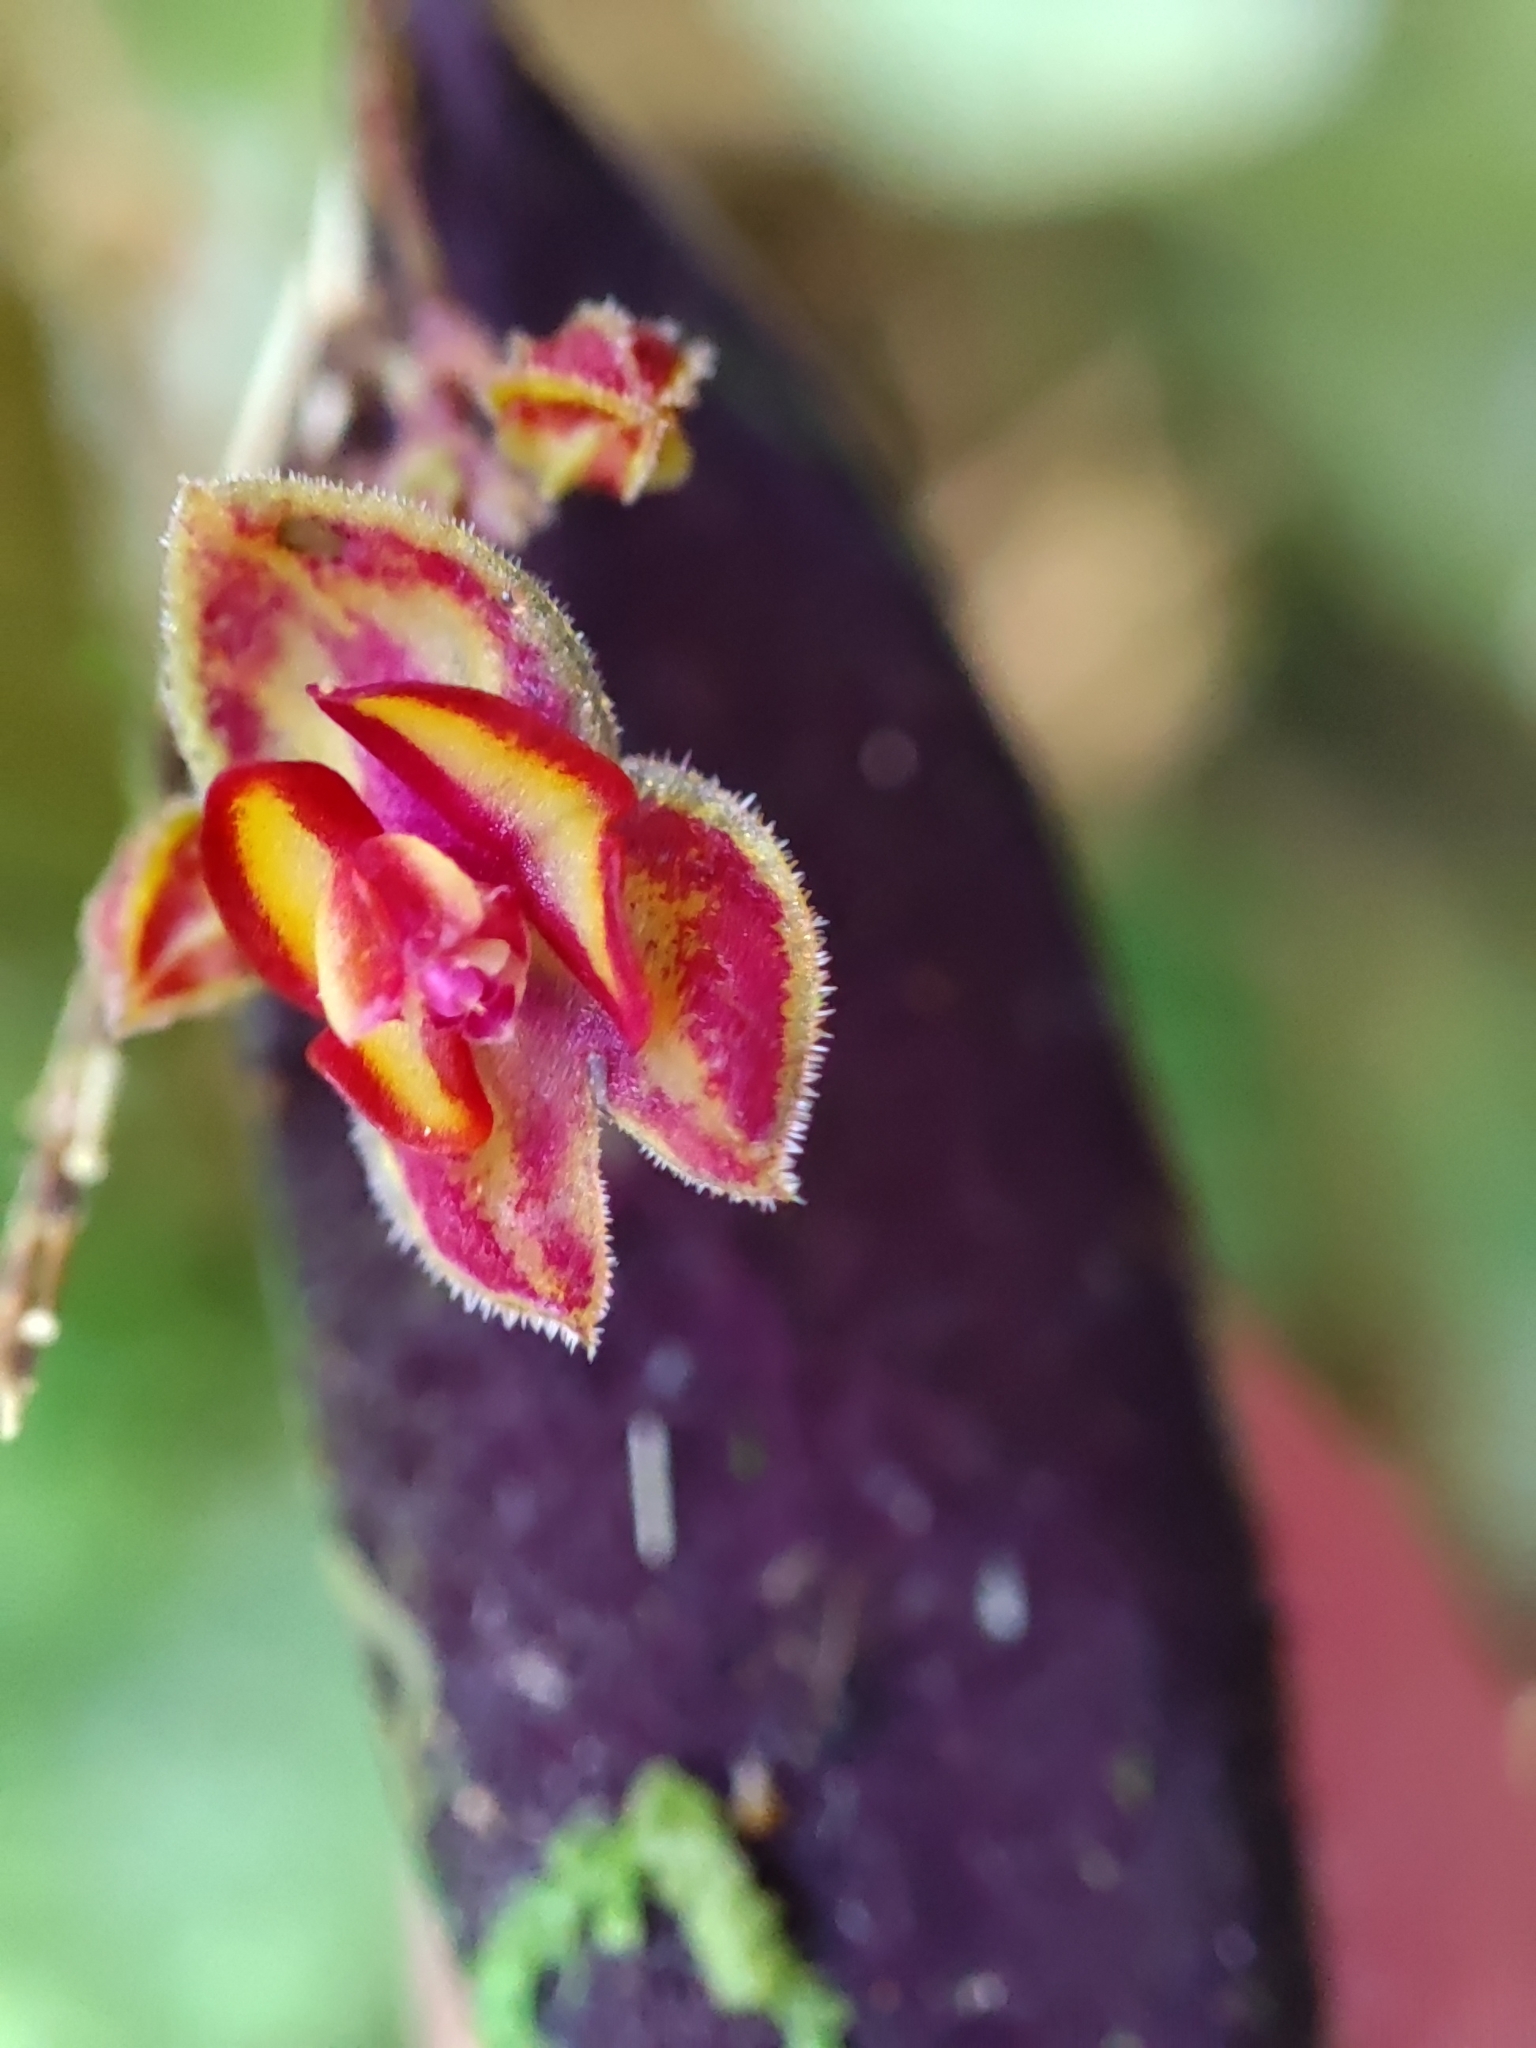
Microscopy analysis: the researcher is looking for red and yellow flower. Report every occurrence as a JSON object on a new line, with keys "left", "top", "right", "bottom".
{"left": 85, "top": 476, "right": 826, "bottom": 1348}
{"left": 486, "top": 299, "right": 716, "bottom": 505}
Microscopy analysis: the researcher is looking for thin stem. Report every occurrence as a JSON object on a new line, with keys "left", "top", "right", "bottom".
{"left": 0, "top": 968, "right": 123, "bottom": 1439}
{"left": 1, "top": 140, "right": 375, "bottom": 1441}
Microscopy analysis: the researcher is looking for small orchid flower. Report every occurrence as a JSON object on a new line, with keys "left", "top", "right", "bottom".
{"left": 81, "top": 477, "right": 826, "bottom": 1348}
{"left": 485, "top": 300, "right": 717, "bottom": 504}
{"left": 326, "top": 299, "right": 713, "bottom": 546}
{"left": 83, "top": 798, "right": 255, "bottom": 1036}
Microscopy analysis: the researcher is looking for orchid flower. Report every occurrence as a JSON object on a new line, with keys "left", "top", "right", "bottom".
{"left": 485, "top": 299, "right": 717, "bottom": 504}
{"left": 82, "top": 478, "right": 826, "bottom": 1349}
{"left": 324, "top": 299, "right": 714, "bottom": 545}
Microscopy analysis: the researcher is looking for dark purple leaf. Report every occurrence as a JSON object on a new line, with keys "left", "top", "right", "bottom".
{"left": 264, "top": 3, "right": 1319, "bottom": 2040}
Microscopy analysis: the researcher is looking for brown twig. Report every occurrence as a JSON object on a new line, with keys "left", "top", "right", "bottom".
{"left": 0, "top": 967, "right": 122, "bottom": 1438}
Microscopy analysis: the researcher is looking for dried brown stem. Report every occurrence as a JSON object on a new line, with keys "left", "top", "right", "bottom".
{"left": 0, "top": 968, "right": 123, "bottom": 1438}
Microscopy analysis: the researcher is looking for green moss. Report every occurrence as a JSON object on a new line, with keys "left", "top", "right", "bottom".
{"left": 474, "top": 1761, "right": 851, "bottom": 2048}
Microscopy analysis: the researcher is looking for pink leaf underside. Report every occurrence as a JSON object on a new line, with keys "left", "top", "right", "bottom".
{"left": 352, "top": 959, "right": 610, "bottom": 1346}
{"left": 81, "top": 798, "right": 255, "bottom": 1038}
{"left": 200, "top": 760, "right": 493, "bottom": 1156}
{"left": 315, "top": 682, "right": 650, "bottom": 1045}
{"left": 1228, "top": 1337, "right": 1536, "bottom": 2048}
{"left": 159, "top": 476, "right": 617, "bottom": 796}
{"left": 596, "top": 759, "right": 828, "bottom": 1202}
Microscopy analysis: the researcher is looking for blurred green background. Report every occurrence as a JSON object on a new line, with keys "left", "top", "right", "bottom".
{"left": 4, "top": 0, "right": 1536, "bottom": 2040}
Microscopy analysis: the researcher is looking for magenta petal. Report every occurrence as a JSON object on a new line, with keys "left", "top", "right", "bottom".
{"left": 351, "top": 963, "right": 610, "bottom": 1346}
{"left": 597, "top": 760, "right": 827, "bottom": 1201}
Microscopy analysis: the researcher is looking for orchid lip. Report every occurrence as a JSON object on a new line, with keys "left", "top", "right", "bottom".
{"left": 308, "top": 678, "right": 654, "bottom": 1048}
{"left": 318, "top": 831, "right": 531, "bottom": 1050}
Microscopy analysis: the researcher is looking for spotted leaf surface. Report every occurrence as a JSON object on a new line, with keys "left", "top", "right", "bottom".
{"left": 253, "top": 15, "right": 1314, "bottom": 2047}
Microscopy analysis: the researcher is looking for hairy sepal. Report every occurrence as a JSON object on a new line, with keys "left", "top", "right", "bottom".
{"left": 160, "top": 476, "right": 617, "bottom": 792}
{"left": 81, "top": 799, "right": 255, "bottom": 1037}
{"left": 598, "top": 761, "right": 828, "bottom": 1202}
{"left": 350, "top": 964, "right": 611, "bottom": 1349}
